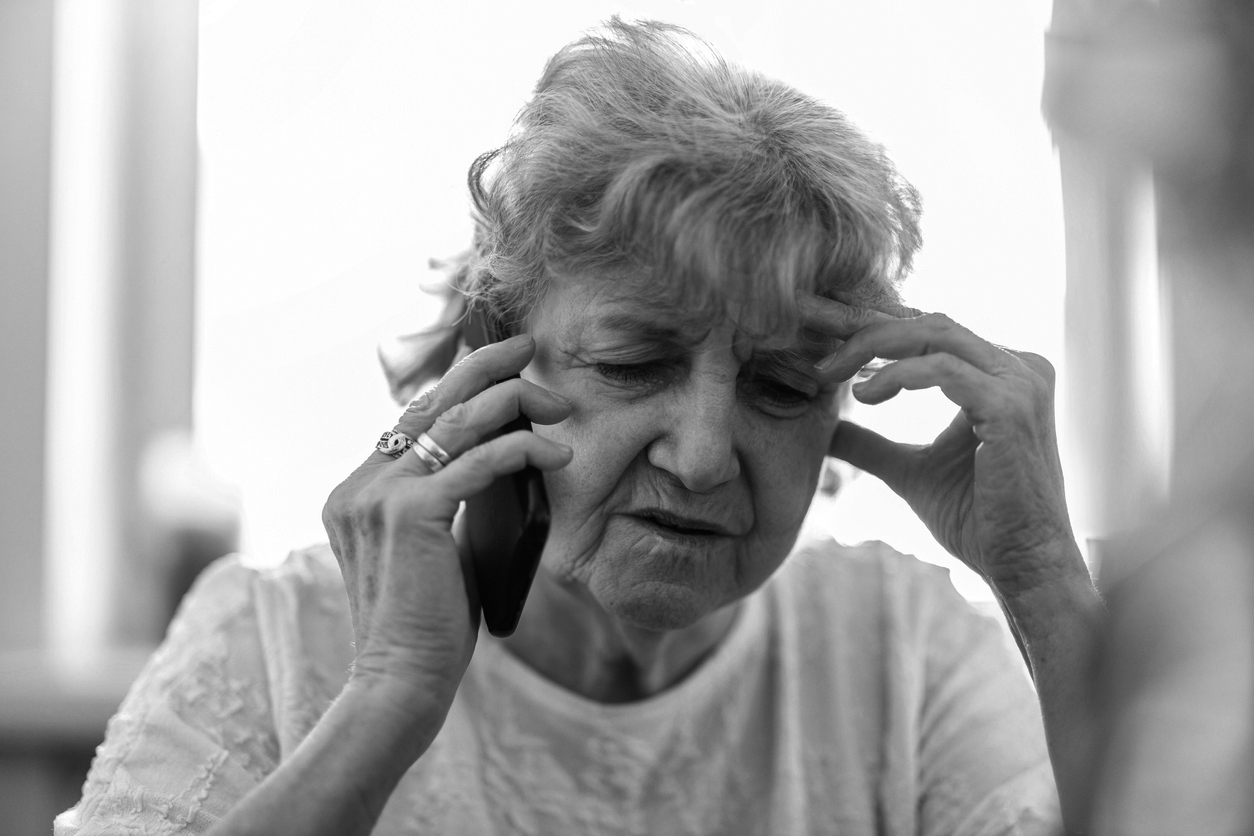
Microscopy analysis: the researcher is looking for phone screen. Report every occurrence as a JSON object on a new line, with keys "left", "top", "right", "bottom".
{"left": 460, "top": 303, "right": 551, "bottom": 637}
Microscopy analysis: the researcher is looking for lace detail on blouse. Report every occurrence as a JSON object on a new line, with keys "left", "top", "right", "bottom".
{"left": 56, "top": 540, "right": 1061, "bottom": 836}
{"left": 61, "top": 558, "right": 283, "bottom": 834}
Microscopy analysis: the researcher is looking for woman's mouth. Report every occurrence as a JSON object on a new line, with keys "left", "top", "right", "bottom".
{"left": 629, "top": 509, "right": 735, "bottom": 538}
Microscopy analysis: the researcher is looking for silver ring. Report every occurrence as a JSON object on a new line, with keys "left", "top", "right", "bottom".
{"left": 409, "top": 442, "right": 445, "bottom": 473}
{"left": 376, "top": 430, "right": 415, "bottom": 459}
{"left": 414, "top": 432, "right": 452, "bottom": 467}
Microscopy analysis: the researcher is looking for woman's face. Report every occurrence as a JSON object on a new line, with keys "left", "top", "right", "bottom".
{"left": 521, "top": 276, "right": 843, "bottom": 630}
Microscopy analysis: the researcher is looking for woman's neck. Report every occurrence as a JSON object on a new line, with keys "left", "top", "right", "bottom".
{"left": 496, "top": 568, "right": 741, "bottom": 703}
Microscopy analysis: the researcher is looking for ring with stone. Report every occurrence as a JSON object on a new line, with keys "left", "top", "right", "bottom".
{"left": 376, "top": 430, "right": 416, "bottom": 459}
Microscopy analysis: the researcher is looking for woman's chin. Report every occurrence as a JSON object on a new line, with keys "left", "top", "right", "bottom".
{"left": 600, "top": 580, "right": 719, "bottom": 632}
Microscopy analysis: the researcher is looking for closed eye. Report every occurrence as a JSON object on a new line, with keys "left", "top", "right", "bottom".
{"left": 738, "top": 372, "right": 817, "bottom": 415}
{"left": 594, "top": 359, "right": 819, "bottom": 414}
{"left": 594, "top": 361, "right": 674, "bottom": 390}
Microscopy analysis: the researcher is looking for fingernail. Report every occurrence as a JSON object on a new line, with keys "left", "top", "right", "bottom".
{"left": 815, "top": 353, "right": 842, "bottom": 374}
{"left": 550, "top": 391, "right": 573, "bottom": 406}
{"left": 556, "top": 442, "right": 574, "bottom": 455}
{"left": 851, "top": 380, "right": 869, "bottom": 396}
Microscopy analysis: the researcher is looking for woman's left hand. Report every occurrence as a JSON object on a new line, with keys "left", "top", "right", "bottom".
{"left": 810, "top": 298, "right": 1084, "bottom": 598}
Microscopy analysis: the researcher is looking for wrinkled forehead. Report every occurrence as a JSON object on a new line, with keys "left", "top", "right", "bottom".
{"left": 531, "top": 271, "right": 839, "bottom": 359}
{"left": 544, "top": 261, "right": 779, "bottom": 328}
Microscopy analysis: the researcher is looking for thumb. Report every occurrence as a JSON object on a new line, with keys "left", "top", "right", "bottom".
{"left": 828, "top": 419, "right": 918, "bottom": 496}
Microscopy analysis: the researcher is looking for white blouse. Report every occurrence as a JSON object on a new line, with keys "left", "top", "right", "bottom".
{"left": 56, "top": 538, "right": 1060, "bottom": 835}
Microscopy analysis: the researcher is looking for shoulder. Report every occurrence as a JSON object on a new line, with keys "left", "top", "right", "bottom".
{"left": 127, "top": 543, "right": 349, "bottom": 700}
{"left": 771, "top": 539, "right": 1057, "bottom": 833}
{"left": 248, "top": 542, "right": 349, "bottom": 615}
{"left": 154, "top": 553, "right": 263, "bottom": 657}
{"left": 206, "top": 541, "right": 352, "bottom": 665}
{"left": 176, "top": 543, "right": 346, "bottom": 624}
{"left": 56, "top": 545, "right": 352, "bottom": 836}
{"left": 783, "top": 536, "right": 948, "bottom": 579}
{"left": 774, "top": 536, "right": 977, "bottom": 627}
{"left": 768, "top": 536, "right": 1020, "bottom": 698}
{"left": 162, "top": 544, "right": 352, "bottom": 709}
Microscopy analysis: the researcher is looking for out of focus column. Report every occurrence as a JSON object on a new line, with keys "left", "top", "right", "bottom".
{"left": 44, "top": 0, "right": 201, "bottom": 671}
{"left": 0, "top": 0, "right": 56, "bottom": 655}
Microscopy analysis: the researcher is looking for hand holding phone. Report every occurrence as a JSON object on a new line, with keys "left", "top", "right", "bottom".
{"left": 460, "top": 303, "right": 551, "bottom": 637}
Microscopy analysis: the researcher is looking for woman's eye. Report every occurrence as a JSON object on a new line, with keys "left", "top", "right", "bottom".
{"left": 741, "top": 376, "right": 815, "bottom": 412}
{"left": 594, "top": 362, "right": 671, "bottom": 388}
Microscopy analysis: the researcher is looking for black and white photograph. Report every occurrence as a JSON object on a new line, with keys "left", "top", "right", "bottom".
{"left": 2, "top": 0, "right": 1252, "bottom": 833}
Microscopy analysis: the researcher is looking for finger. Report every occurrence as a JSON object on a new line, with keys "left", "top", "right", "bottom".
{"left": 401, "top": 333, "right": 536, "bottom": 429}
{"left": 834, "top": 293, "right": 924, "bottom": 320}
{"left": 851, "top": 353, "right": 999, "bottom": 408}
{"left": 1012, "top": 350, "right": 1057, "bottom": 388}
{"left": 417, "top": 379, "right": 573, "bottom": 463}
{"left": 804, "top": 291, "right": 923, "bottom": 323}
{"left": 799, "top": 294, "right": 897, "bottom": 340}
{"left": 363, "top": 335, "right": 537, "bottom": 467}
{"left": 828, "top": 419, "right": 918, "bottom": 493}
{"left": 816, "top": 312, "right": 1009, "bottom": 382}
{"left": 416, "top": 431, "right": 574, "bottom": 517}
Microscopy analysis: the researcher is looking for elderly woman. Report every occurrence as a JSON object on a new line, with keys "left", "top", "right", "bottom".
{"left": 58, "top": 19, "right": 1101, "bottom": 836}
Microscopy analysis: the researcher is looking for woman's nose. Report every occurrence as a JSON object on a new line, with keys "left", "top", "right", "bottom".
{"left": 646, "top": 378, "right": 741, "bottom": 493}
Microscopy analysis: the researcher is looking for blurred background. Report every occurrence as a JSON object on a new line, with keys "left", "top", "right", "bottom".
{"left": 3, "top": 0, "right": 1250, "bottom": 833}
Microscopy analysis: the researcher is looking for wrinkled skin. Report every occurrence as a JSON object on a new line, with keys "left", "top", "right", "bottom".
{"left": 811, "top": 300, "right": 1080, "bottom": 597}
{"left": 322, "top": 335, "right": 574, "bottom": 712}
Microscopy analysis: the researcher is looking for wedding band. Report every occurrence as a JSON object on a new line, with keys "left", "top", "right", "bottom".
{"left": 376, "top": 430, "right": 415, "bottom": 459}
{"left": 414, "top": 432, "right": 452, "bottom": 467}
{"left": 409, "top": 442, "right": 445, "bottom": 473}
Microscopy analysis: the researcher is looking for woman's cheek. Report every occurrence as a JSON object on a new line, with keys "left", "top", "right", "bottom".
{"left": 537, "top": 400, "right": 637, "bottom": 530}
{"left": 750, "top": 422, "right": 829, "bottom": 533}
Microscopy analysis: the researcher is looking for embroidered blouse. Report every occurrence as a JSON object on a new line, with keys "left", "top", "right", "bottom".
{"left": 56, "top": 538, "right": 1060, "bottom": 835}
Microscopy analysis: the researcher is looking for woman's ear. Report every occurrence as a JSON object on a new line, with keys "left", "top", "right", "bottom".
{"left": 818, "top": 456, "right": 859, "bottom": 497}
{"left": 820, "top": 385, "right": 859, "bottom": 498}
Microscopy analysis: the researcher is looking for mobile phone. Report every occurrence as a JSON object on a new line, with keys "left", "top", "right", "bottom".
{"left": 459, "top": 302, "right": 551, "bottom": 637}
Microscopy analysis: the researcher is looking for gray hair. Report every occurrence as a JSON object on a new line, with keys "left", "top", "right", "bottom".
{"left": 462, "top": 17, "right": 921, "bottom": 339}
{"left": 382, "top": 18, "right": 922, "bottom": 401}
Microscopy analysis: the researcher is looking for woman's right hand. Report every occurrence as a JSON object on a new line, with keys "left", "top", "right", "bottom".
{"left": 322, "top": 333, "right": 573, "bottom": 728}
{"left": 204, "top": 336, "right": 572, "bottom": 836}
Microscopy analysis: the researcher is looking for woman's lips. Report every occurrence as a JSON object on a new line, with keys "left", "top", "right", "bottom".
{"left": 628, "top": 508, "right": 737, "bottom": 537}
